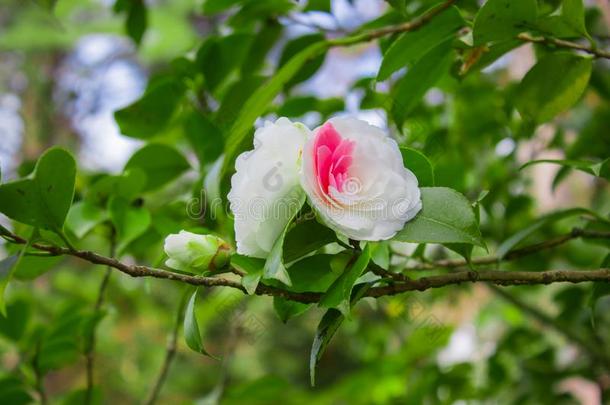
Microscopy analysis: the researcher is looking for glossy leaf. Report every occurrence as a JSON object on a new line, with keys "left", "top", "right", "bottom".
{"left": 310, "top": 283, "right": 371, "bottom": 386}
{"left": 0, "top": 147, "right": 76, "bottom": 232}
{"left": 377, "top": 6, "right": 463, "bottom": 81}
{"left": 273, "top": 297, "right": 311, "bottom": 323}
{"left": 232, "top": 254, "right": 265, "bottom": 295}
{"left": 108, "top": 197, "right": 151, "bottom": 253}
{"left": 124, "top": 143, "right": 191, "bottom": 192}
{"left": 520, "top": 158, "right": 608, "bottom": 179}
{"left": 400, "top": 147, "right": 435, "bottom": 187}
{"left": 319, "top": 245, "right": 371, "bottom": 316}
{"left": 66, "top": 201, "right": 109, "bottom": 239}
{"left": 394, "top": 187, "right": 485, "bottom": 247}
{"left": 114, "top": 79, "right": 185, "bottom": 139}
{"left": 263, "top": 191, "right": 306, "bottom": 286}
{"left": 283, "top": 218, "right": 336, "bottom": 263}
{"left": 183, "top": 289, "right": 215, "bottom": 357}
{"left": 391, "top": 40, "right": 452, "bottom": 129}
{"left": 515, "top": 53, "right": 592, "bottom": 124}
{"left": 473, "top": 0, "right": 537, "bottom": 45}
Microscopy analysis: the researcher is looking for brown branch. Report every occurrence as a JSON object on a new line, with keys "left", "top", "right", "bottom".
{"left": 4, "top": 230, "right": 610, "bottom": 304}
{"left": 367, "top": 268, "right": 610, "bottom": 298}
{"left": 327, "top": 0, "right": 458, "bottom": 47}
{"left": 518, "top": 33, "right": 610, "bottom": 59}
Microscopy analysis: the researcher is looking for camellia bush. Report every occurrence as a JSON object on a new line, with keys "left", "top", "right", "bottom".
{"left": 1, "top": 0, "right": 610, "bottom": 403}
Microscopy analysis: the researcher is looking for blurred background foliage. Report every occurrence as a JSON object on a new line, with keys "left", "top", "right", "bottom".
{"left": 0, "top": 0, "right": 610, "bottom": 403}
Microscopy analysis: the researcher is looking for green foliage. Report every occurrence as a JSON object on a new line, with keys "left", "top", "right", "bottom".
{"left": 115, "top": 79, "right": 186, "bottom": 139}
{"left": 0, "top": 147, "right": 75, "bottom": 232}
{"left": 377, "top": 6, "right": 463, "bottom": 81}
{"left": 319, "top": 245, "right": 371, "bottom": 316}
{"left": 124, "top": 143, "right": 191, "bottom": 192}
{"left": 391, "top": 39, "right": 453, "bottom": 128}
{"left": 183, "top": 289, "right": 215, "bottom": 357}
{"left": 515, "top": 52, "right": 592, "bottom": 124}
{"left": 263, "top": 191, "right": 306, "bottom": 286}
{"left": 394, "top": 187, "right": 484, "bottom": 247}
{"left": 473, "top": 0, "right": 537, "bottom": 44}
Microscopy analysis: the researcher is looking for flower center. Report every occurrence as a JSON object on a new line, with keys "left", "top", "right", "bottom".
{"left": 313, "top": 122, "right": 355, "bottom": 202}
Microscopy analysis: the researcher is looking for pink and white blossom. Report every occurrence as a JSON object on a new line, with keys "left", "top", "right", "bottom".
{"left": 300, "top": 117, "right": 421, "bottom": 240}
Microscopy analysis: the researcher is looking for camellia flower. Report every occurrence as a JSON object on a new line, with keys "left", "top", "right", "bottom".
{"left": 228, "top": 118, "right": 310, "bottom": 258}
{"left": 164, "top": 231, "right": 231, "bottom": 272}
{"left": 300, "top": 117, "right": 421, "bottom": 240}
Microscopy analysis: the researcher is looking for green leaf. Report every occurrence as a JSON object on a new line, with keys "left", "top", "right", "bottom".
{"left": 0, "top": 255, "right": 20, "bottom": 316}
{"left": 283, "top": 219, "right": 336, "bottom": 263}
{"left": 377, "top": 6, "right": 463, "bottom": 81}
{"left": 108, "top": 197, "right": 151, "bottom": 253}
{"left": 391, "top": 40, "right": 453, "bottom": 129}
{"left": 305, "top": 0, "right": 330, "bottom": 12}
{"left": 183, "top": 289, "right": 215, "bottom": 357}
{"left": 66, "top": 201, "right": 109, "bottom": 239}
{"left": 263, "top": 191, "right": 306, "bottom": 286}
{"left": 0, "top": 376, "right": 33, "bottom": 405}
{"left": 310, "top": 283, "right": 371, "bottom": 387}
{"left": 473, "top": 0, "right": 537, "bottom": 45}
{"left": 13, "top": 255, "right": 63, "bottom": 281}
{"left": 278, "top": 34, "right": 327, "bottom": 88}
{"left": 231, "top": 254, "right": 265, "bottom": 295}
{"left": 202, "top": 0, "right": 242, "bottom": 15}
{"left": 400, "top": 147, "right": 435, "bottom": 187}
{"left": 87, "top": 169, "right": 147, "bottom": 204}
{"left": 0, "top": 147, "right": 76, "bottom": 232}
{"left": 520, "top": 158, "right": 608, "bottom": 179}
{"left": 221, "top": 41, "right": 329, "bottom": 179}
{"left": 0, "top": 296, "right": 31, "bottom": 341}
{"left": 196, "top": 33, "right": 253, "bottom": 92}
{"left": 215, "top": 75, "right": 267, "bottom": 128}
{"left": 242, "top": 21, "right": 283, "bottom": 74}
{"left": 114, "top": 79, "right": 186, "bottom": 139}
{"left": 124, "top": 144, "right": 191, "bottom": 192}
{"left": 319, "top": 245, "right": 371, "bottom": 316}
{"left": 276, "top": 96, "right": 345, "bottom": 119}
{"left": 536, "top": 0, "right": 589, "bottom": 38}
{"left": 394, "top": 187, "right": 485, "bottom": 247}
{"left": 183, "top": 111, "right": 224, "bottom": 167}
{"left": 125, "top": 0, "right": 147, "bottom": 45}
{"left": 496, "top": 207, "right": 608, "bottom": 259}
{"left": 286, "top": 255, "right": 342, "bottom": 293}
{"left": 273, "top": 297, "right": 311, "bottom": 323}
{"left": 37, "top": 305, "right": 88, "bottom": 373}
{"left": 515, "top": 53, "right": 592, "bottom": 124}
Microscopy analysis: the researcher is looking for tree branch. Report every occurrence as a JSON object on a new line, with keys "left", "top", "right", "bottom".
{"left": 367, "top": 268, "right": 610, "bottom": 298}
{"left": 517, "top": 33, "right": 610, "bottom": 59}
{"left": 3, "top": 229, "right": 609, "bottom": 304}
{"left": 327, "top": 0, "right": 458, "bottom": 47}
{"left": 323, "top": 0, "right": 610, "bottom": 60}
